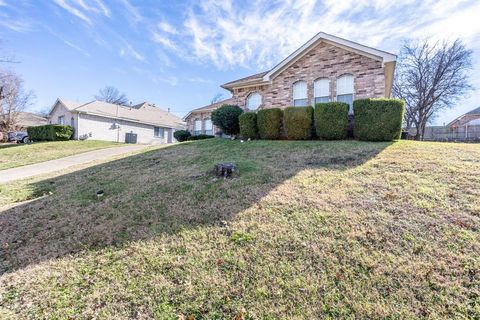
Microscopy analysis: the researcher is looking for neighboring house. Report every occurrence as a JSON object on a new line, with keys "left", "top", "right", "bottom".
{"left": 183, "top": 98, "right": 234, "bottom": 136}
{"left": 14, "top": 112, "right": 48, "bottom": 131}
{"left": 48, "top": 99, "right": 185, "bottom": 144}
{"left": 447, "top": 106, "right": 480, "bottom": 128}
{"left": 184, "top": 31, "right": 396, "bottom": 135}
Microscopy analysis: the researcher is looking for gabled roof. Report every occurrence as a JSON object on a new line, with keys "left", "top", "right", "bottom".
{"left": 74, "top": 100, "right": 185, "bottom": 129}
{"left": 465, "top": 106, "right": 480, "bottom": 116}
{"left": 221, "top": 31, "right": 397, "bottom": 91}
{"left": 447, "top": 106, "right": 480, "bottom": 126}
{"left": 15, "top": 112, "right": 48, "bottom": 127}
{"left": 183, "top": 98, "right": 234, "bottom": 121}
{"left": 49, "top": 98, "right": 185, "bottom": 129}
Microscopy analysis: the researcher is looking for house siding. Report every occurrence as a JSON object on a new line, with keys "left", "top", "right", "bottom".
{"left": 77, "top": 113, "right": 170, "bottom": 144}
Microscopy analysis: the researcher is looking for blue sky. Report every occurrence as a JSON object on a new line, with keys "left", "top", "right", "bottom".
{"left": 0, "top": 0, "right": 479, "bottom": 124}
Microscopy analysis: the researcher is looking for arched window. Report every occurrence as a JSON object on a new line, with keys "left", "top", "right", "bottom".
{"left": 194, "top": 119, "right": 202, "bottom": 135}
{"left": 246, "top": 92, "right": 262, "bottom": 110}
{"left": 314, "top": 78, "right": 330, "bottom": 104}
{"left": 336, "top": 74, "right": 354, "bottom": 114}
{"left": 204, "top": 118, "right": 213, "bottom": 135}
{"left": 293, "top": 81, "right": 308, "bottom": 106}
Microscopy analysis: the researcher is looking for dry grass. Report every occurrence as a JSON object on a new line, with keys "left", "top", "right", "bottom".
{"left": 0, "top": 139, "right": 479, "bottom": 319}
{"left": 0, "top": 140, "right": 120, "bottom": 170}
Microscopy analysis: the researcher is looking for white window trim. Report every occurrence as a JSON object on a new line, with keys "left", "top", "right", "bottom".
{"left": 246, "top": 92, "right": 262, "bottom": 110}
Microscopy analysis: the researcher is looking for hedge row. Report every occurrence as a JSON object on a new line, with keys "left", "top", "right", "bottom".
{"left": 27, "top": 125, "right": 73, "bottom": 141}
{"left": 257, "top": 108, "right": 283, "bottom": 140}
{"left": 353, "top": 99, "right": 405, "bottom": 141}
{"left": 239, "top": 98, "right": 404, "bottom": 141}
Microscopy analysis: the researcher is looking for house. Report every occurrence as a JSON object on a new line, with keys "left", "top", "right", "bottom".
{"left": 447, "top": 106, "right": 480, "bottom": 128}
{"left": 184, "top": 31, "right": 396, "bottom": 135}
{"left": 48, "top": 99, "right": 185, "bottom": 144}
{"left": 14, "top": 112, "right": 48, "bottom": 130}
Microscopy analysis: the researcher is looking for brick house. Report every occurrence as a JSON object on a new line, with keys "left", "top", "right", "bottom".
{"left": 184, "top": 31, "right": 396, "bottom": 135}
{"left": 447, "top": 106, "right": 480, "bottom": 128}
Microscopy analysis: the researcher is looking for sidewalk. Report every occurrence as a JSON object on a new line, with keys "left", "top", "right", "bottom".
{"left": 0, "top": 144, "right": 149, "bottom": 184}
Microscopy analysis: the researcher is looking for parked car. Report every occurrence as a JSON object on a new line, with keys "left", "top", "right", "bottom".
{"left": 7, "top": 131, "right": 31, "bottom": 143}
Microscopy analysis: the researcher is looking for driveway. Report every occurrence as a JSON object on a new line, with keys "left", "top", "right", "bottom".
{"left": 0, "top": 144, "right": 149, "bottom": 184}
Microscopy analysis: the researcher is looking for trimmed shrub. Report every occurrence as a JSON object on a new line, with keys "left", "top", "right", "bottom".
{"left": 27, "top": 125, "right": 73, "bottom": 141}
{"left": 174, "top": 130, "right": 191, "bottom": 142}
{"left": 353, "top": 98, "right": 405, "bottom": 141}
{"left": 239, "top": 112, "right": 258, "bottom": 139}
{"left": 315, "top": 102, "right": 349, "bottom": 140}
{"left": 257, "top": 108, "right": 283, "bottom": 140}
{"left": 284, "top": 106, "right": 314, "bottom": 140}
{"left": 187, "top": 134, "right": 214, "bottom": 141}
{"left": 211, "top": 104, "right": 243, "bottom": 136}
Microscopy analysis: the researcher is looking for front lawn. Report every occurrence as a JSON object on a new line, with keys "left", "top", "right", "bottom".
{"left": 0, "top": 140, "right": 120, "bottom": 170}
{"left": 0, "top": 139, "right": 479, "bottom": 318}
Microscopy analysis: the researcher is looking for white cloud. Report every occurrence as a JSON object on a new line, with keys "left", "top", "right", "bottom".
{"left": 63, "top": 40, "right": 91, "bottom": 57}
{"left": 53, "top": 0, "right": 92, "bottom": 25}
{"left": 158, "top": 21, "right": 177, "bottom": 34}
{"left": 152, "top": 33, "right": 179, "bottom": 51}
{"left": 179, "top": 0, "right": 480, "bottom": 69}
{"left": 0, "top": 0, "right": 7, "bottom": 7}
{"left": 119, "top": 43, "right": 145, "bottom": 62}
{"left": 153, "top": 76, "right": 179, "bottom": 86}
{"left": 119, "top": 0, "right": 142, "bottom": 25}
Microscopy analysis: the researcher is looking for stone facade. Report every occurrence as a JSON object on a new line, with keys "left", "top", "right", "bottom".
{"left": 185, "top": 40, "right": 388, "bottom": 133}
{"left": 230, "top": 42, "right": 385, "bottom": 110}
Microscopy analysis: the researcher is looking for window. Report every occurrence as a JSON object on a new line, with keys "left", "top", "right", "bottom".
{"left": 154, "top": 127, "right": 164, "bottom": 138}
{"left": 314, "top": 78, "right": 330, "bottom": 104}
{"left": 336, "top": 74, "right": 354, "bottom": 114}
{"left": 293, "top": 81, "right": 308, "bottom": 106}
{"left": 58, "top": 115, "right": 65, "bottom": 125}
{"left": 204, "top": 119, "right": 213, "bottom": 135}
{"left": 246, "top": 92, "right": 262, "bottom": 110}
{"left": 194, "top": 119, "right": 202, "bottom": 135}
{"left": 70, "top": 117, "right": 74, "bottom": 128}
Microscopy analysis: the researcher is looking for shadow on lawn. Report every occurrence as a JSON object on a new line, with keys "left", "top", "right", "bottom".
{"left": 0, "top": 139, "right": 392, "bottom": 274}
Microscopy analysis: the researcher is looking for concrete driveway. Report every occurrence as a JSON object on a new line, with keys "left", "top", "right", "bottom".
{"left": 0, "top": 144, "right": 149, "bottom": 184}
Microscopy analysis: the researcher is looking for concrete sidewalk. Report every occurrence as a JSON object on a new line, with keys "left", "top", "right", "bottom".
{"left": 0, "top": 144, "right": 149, "bottom": 184}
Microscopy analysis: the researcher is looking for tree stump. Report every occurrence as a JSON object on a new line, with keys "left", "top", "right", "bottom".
{"left": 214, "top": 163, "right": 237, "bottom": 178}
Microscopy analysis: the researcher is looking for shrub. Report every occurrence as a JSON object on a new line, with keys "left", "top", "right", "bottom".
{"left": 211, "top": 105, "right": 243, "bottom": 136}
{"left": 283, "top": 106, "right": 314, "bottom": 140}
{"left": 353, "top": 98, "right": 405, "bottom": 141}
{"left": 239, "top": 112, "right": 258, "bottom": 139}
{"left": 27, "top": 125, "right": 73, "bottom": 141}
{"left": 187, "top": 134, "right": 214, "bottom": 141}
{"left": 257, "top": 108, "right": 283, "bottom": 140}
{"left": 174, "top": 130, "right": 191, "bottom": 142}
{"left": 315, "top": 102, "right": 349, "bottom": 140}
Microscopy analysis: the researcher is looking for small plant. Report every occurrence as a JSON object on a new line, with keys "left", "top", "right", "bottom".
{"left": 239, "top": 112, "right": 258, "bottom": 139}
{"left": 257, "top": 108, "right": 283, "bottom": 140}
{"left": 315, "top": 102, "right": 349, "bottom": 140}
{"left": 353, "top": 98, "right": 405, "bottom": 141}
{"left": 230, "top": 231, "right": 255, "bottom": 245}
{"left": 284, "top": 106, "right": 314, "bottom": 140}
{"left": 211, "top": 104, "right": 244, "bottom": 137}
{"left": 173, "top": 130, "right": 191, "bottom": 142}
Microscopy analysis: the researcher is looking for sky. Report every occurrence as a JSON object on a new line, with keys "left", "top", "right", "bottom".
{"left": 0, "top": 0, "right": 479, "bottom": 124}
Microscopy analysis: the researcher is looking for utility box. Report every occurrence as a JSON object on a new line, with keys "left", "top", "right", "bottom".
{"left": 125, "top": 132, "right": 137, "bottom": 144}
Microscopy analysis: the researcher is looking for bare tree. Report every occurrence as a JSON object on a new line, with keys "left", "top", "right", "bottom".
{"left": 393, "top": 39, "right": 473, "bottom": 140}
{"left": 210, "top": 93, "right": 224, "bottom": 104}
{"left": 0, "top": 69, "right": 34, "bottom": 138}
{"left": 95, "top": 86, "right": 129, "bottom": 106}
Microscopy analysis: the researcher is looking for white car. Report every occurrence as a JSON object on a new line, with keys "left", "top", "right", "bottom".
{"left": 7, "top": 131, "right": 30, "bottom": 143}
